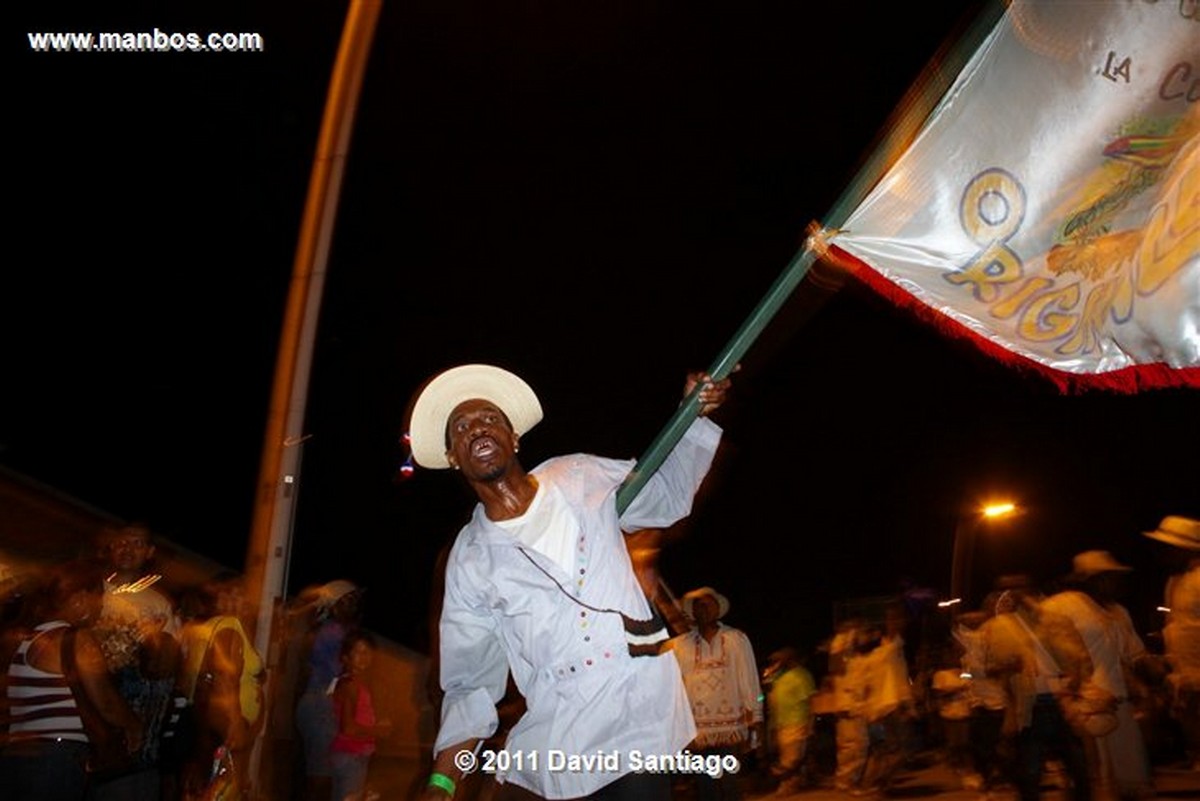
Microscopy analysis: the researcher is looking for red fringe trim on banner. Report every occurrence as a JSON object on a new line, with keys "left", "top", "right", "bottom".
{"left": 825, "top": 245, "right": 1200, "bottom": 395}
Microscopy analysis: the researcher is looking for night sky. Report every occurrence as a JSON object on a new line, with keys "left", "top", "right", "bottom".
{"left": 8, "top": 1, "right": 1197, "bottom": 663}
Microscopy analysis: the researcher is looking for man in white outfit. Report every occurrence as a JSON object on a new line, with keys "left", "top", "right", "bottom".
{"left": 409, "top": 364, "right": 732, "bottom": 801}
{"left": 1042, "top": 551, "right": 1153, "bottom": 800}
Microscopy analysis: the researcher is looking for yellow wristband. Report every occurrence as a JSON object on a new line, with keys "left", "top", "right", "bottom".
{"left": 428, "top": 772, "right": 456, "bottom": 797}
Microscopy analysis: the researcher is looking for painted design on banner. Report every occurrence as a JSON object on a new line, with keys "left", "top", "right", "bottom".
{"left": 831, "top": 0, "right": 1199, "bottom": 384}
{"left": 946, "top": 109, "right": 1198, "bottom": 357}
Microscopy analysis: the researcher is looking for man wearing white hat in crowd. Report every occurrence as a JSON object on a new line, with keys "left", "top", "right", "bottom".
{"left": 667, "top": 587, "right": 763, "bottom": 801}
{"left": 409, "top": 364, "right": 732, "bottom": 801}
{"left": 1042, "top": 551, "right": 1152, "bottom": 800}
{"left": 1143, "top": 515, "right": 1200, "bottom": 770}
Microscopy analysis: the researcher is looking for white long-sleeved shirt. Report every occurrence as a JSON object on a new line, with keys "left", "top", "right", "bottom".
{"left": 436, "top": 417, "right": 721, "bottom": 799}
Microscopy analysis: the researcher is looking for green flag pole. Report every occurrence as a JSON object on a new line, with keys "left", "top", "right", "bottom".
{"left": 616, "top": 0, "right": 1005, "bottom": 514}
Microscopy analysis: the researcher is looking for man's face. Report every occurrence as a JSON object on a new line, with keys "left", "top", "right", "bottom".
{"left": 445, "top": 398, "right": 519, "bottom": 482}
{"left": 691, "top": 594, "right": 720, "bottom": 626}
{"left": 108, "top": 531, "right": 154, "bottom": 573}
{"left": 1090, "top": 572, "right": 1125, "bottom": 603}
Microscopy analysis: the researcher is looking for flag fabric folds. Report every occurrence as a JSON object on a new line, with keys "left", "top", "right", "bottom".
{"left": 829, "top": 0, "right": 1199, "bottom": 392}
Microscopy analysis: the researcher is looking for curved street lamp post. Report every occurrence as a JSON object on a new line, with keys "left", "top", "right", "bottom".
{"left": 950, "top": 501, "right": 1018, "bottom": 611}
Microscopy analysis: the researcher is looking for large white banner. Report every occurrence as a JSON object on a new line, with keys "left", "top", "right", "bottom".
{"left": 830, "top": 0, "right": 1198, "bottom": 390}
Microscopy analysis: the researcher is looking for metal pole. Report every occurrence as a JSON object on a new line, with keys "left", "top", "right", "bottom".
{"left": 950, "top": 515, "right": 977, "bottom": 609}
{"left": 243, "top": 1, "right": 383, "bottom": 795}
{"left": 245, "top": 0, "right": 382, "bottom": 655}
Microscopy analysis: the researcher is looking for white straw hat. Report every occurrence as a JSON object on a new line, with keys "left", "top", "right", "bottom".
{"left": 408, "top": 364, "right": 542, "bottom": 469}
{"left": 1142, "top": 515, "right": 1200, "bottom": 551}
{"left": 682, "top": 586, "right": 730, "bottom": 620}
{"left": 315, "top": 579, "right": 361, "bottom": 609}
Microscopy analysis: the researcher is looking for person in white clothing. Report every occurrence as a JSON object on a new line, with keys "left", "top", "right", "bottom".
{"left": 860, "top": 603, "right": 914, "bottom": 794}
{"left": 667, "top": 587, "right": 763, "bottom": 801}
{"left": 1042, "top": 551, "right": 1153, "bottom": 801}
{"left": 829, "top": 620, "right": 873, "bottom": 794}
{"left": 407, "top": 364, "right": 732, "bottom": 801}
{"left": 984, "top": 576, "right": 1092, "bottom": 801}
{"left": 1143, "top": 515, "right": 1200, "bottom": 770}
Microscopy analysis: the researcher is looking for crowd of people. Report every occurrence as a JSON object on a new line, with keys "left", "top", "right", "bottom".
{"left": 0, "top": 523, "right": 260, "bottom": 801}
{"left": 749, "top": 516, "right": 1199, "bottom": 801}
{"left": 0, "top": 521, "right": 387, "bottom": 801}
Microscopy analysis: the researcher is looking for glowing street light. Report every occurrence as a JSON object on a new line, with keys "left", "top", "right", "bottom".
{"left": 983, "top": 502, "right": 1016, "bottom": 518}
{"left": 950, "top": 500, "right": 1019, "bottom": 611}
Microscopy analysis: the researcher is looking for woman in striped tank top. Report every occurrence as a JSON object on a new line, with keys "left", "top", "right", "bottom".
{"left": 0, "top": 560, "right": 142, "bottom": 801}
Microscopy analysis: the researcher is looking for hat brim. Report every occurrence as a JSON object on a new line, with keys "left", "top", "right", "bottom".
{"left": 1144, "top": 528, "right": 1200, "bottom": 551}
{"left": 1143, "top": 516, "right": 1200, "bottom": 551}
{"left": 408, "top": 364, "right": 543, "bottom": 469}
{"left": 682, "top": 588, "right": 730, "bottom": 620}
{"left": 315, "top": 580, "right": 362, "bottom": 608}
{"left": 1072, "top": 563, "right": 1133, "bottom": 579}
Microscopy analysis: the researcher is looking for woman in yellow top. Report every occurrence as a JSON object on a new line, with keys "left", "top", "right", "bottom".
{"left": 179, "top": 572, "right": 265, "bottom": 800}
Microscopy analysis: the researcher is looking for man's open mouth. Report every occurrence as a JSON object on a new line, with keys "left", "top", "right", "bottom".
{"left": 471, "top": 436, "right": 497, "bottom": 459}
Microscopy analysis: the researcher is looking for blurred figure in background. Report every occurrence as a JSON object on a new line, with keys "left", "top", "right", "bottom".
{"left": 668, "top": 587, "right": 763, "bottom": 801}
{"left": 860, "top": 603, "right": 915, "bottom": 795}
{"left": 930, "top": 626, "right": 975, "bottom": 790}
{"left": 958, "top": 601, "right": 1013, "bottom": 795}
{"left": 294, "top": 580, "right": 364, "bottom": 801}
{"left": 90, "top": 523, "right": 182, "bottom": 801}
{"left": 763, "top": 646, "right": 816, "bottom": 796}
{"left": 1, "top": 554, "right": 30, "bottom": 627}
{"left": 178, "top": 571, "right": 266, "bottom": 801}
{"left": 829, "top": 619, "right": 873, "bottom": 794}
{"left": 1043, "top": 551, "right": 1153, "bottom": 800}
{"left": 1143, "top": 515, "right": 1200, "bottom": 770}
{"left": 159, "top": 586, "right": 209, "bottom": 801}
{"left": 625, "top": 528, "right": 691, "bottom": 636}
{"left": 0, "top": 559, "right": 143, "bottom": 801}
{"left": 985, "top": 575, "right": 1092, "bottom": 801}
{"left": 329, "top": 630, "right": 392, "bottom": 801}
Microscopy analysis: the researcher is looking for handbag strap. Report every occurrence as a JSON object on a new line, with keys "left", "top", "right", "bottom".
{"left": 1012, "top": 613, "right": 1061, "bottom": 673}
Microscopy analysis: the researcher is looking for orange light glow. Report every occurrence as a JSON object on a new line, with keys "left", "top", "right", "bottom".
{"left": 982, "top": 502, "right": 1016, "bottom": 518}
